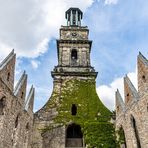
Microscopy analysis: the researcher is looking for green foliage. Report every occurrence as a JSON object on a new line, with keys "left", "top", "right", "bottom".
{"left": 84, "top": 122, "right": 117, "bottom": 148}
{"left": 44, "top": 78, "right": 117, "bottom": 147}
{"left": 117, "top": 126, "right": 126, "bottom": 145}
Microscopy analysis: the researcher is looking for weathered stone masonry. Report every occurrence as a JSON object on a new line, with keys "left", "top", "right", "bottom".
{"left": 116, "top": 53, "right": 148, "bottom": 148}
{"left": 0, "top": 7, "right": 148, "bottom": 148}
{"left": 32, "top": 8, "right": 116, "bottom": 148}
{"left": 0, "top": 50, "right": 35, "bottom": 148}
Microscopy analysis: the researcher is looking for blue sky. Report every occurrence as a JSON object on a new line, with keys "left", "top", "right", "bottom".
{"left": 0, "top": 0, "right": 147, "bottom": 111}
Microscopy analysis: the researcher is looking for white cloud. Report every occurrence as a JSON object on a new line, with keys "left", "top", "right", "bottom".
{"left": 0, "top": 42, "right": 12, "bottom": 61}
{"left": 104, "top": 0, "right": 118, "bottom": 5}
{"left": 0, "top": 0, "right": 94, "bottom": 59}
{"left": 34, "top": 86, "right": 52, "bottom": 112}
{"left": 31, "top": 60, "right": 40, "bottom": 69}
{"left": 97, "top": 70, "right": 137, "bottom": 111}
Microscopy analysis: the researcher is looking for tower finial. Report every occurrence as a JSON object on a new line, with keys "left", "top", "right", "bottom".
{"left": 65, "top": 8, "right": 83, "bottom": 26}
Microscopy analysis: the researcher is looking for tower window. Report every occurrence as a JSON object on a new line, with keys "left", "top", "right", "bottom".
{"left": 71, "top": 104, "right": 77, "bottom": 115}
{"left": 71, "top": 49, "right": 77, "bottom": 60}
{"left": 0, "top": 96, "right": 6, "bottom": 115}
{"left": 72, "top": 10, "right": 76, "bottom": 25}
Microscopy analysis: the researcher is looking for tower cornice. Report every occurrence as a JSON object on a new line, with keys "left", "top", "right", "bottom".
{"left": 51, "top": 71, "right": 98, "bottom": 78}
{"left": 57, "top": 40, "right": 92, "bottom": 48}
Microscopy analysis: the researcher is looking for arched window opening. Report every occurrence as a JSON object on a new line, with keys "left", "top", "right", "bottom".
{"left": 66, "top": 124, "right": 83, "bottom": 147}
{"left": 118, "top": 126, "right": 127, "bottom": 148}
{"left": 21, "top": 92, "right": 24, "bottom": 99}
{"left": 117, "top": 106, "right": 119, "bottom": 112}
{"left": 0, "top": 96, "right": 6, "bottom": 115}
{"left": 71, "top": 49, "right": 78, "bottom": 66}
{"left": 72, "top": 10, "right": 76, "bottom": 25}
{"left": 78, "top": 12, "right": 80, "bottom": 21}
{"left": 7, "top": 72, "right": 10, "bottom": 81}
{"left": 142, "top": 75, "right": 146, "bottom": 82}
{"left": 71, "top": 49, "right": 77, "bottom": 60}
{"left": 71, "top": 104, "right": 77, "bottom": 115}
{"left": 126, "top": 93, "right": 130, "bottom": 102}
{"left": 142, "top": 75, "right": 145, "bottom": 80}
{"left": 26, "top": 122, "right": 29, "bottom": 131}
{"left": 15, "top": 115, "right": 19, "bottom": 128}
{"left": 131, "top": 115, "right": 141, "bottom": 148}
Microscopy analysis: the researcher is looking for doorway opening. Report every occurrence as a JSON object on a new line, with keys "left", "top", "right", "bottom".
{"left": 66, "top": 124, "right": 83, "bottom": 147}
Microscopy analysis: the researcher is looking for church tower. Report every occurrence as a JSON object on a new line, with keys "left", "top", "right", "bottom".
{"left": 32, "top": 8, "right": 116, "bottom": 148}
{"left": 52, "top": 8, "right": 97, "bottom": 78}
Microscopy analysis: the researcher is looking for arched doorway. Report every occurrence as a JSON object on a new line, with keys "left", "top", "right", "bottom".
{"left": 66, "top": 124, "right": 83, "bottom": 147}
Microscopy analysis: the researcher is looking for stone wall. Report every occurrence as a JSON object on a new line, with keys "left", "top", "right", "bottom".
{"left": 116, "top": 53, "right": 148, "bottom": 148}
{"left": 0, "top": 50, "right": 34, "bottom": 148}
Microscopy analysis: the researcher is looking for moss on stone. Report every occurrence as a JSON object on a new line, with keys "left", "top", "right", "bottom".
{"left": 43, "top": 78, "right": 117, "bottom": 147}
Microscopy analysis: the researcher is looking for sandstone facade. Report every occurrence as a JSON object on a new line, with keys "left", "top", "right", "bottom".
{"left": 0, "top": 50, "right": 35, "bottom": 148}
{"left": 0, "top": 7, "right": 148, "bottom": 148}
{"left": 116, "top": 53, "right": 148, "bottom": 148}
{"left": 32, "top": 8, "right": 115, "bottom": 148}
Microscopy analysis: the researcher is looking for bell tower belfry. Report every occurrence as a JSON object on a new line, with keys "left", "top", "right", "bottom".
{"left": 66, "top": 8, "right": 83, "bottom": 26}
{"left": 52, "top": 7, "right": 97, "bottom": 78}
{"left": 33, "top": 8, "right": 114, "bottom": 148}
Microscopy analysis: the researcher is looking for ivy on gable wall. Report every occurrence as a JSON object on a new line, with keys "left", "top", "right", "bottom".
{"left": 43, "top": 78, "right": 118, "bottom": 147}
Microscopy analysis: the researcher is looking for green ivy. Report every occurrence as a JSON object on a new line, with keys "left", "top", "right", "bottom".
{"left": 117, "top": 126, "right": 126, "bottom": 146}
{"left": 43, "top": 78, "right": 118, "bottom": 147}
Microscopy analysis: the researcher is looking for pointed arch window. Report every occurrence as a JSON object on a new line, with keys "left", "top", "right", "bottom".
{"left": 118, "top": 126, "right": 127, "bottom": 148}
{"left": 142, "top": 75, "right": 146, "bottom": 82}
{"left": 15, "top": 115, "right": 19, "bottom": 128}
{"left": 131, "top": 115, "right": 141, "bottom": 148}
{"left": 21, "top": 92, "right": 24, "bottom": 99}
{"left": 0, "top": 96, "right": 6, "bottom": 115}
{"left": 26, "top": 122, "right": 29, "bottom": 131}
{"left": 126, "top": 93, "right": 130, "bottom": 103}
{"left": 7, "top": 72, "right": 10, "bottom": 81}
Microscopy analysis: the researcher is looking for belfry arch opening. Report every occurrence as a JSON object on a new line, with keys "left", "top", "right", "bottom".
{"left": 66, "top": 124, "right": 83, "bottom": 147}
{"left": 0, "top": 96, "right": 6, "bottom": 115}
{"left": 71, "top": 49, "right": 78, "bottom": 66}
{"left": 71, "top": 49, "right": 78, "bottom": 60}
